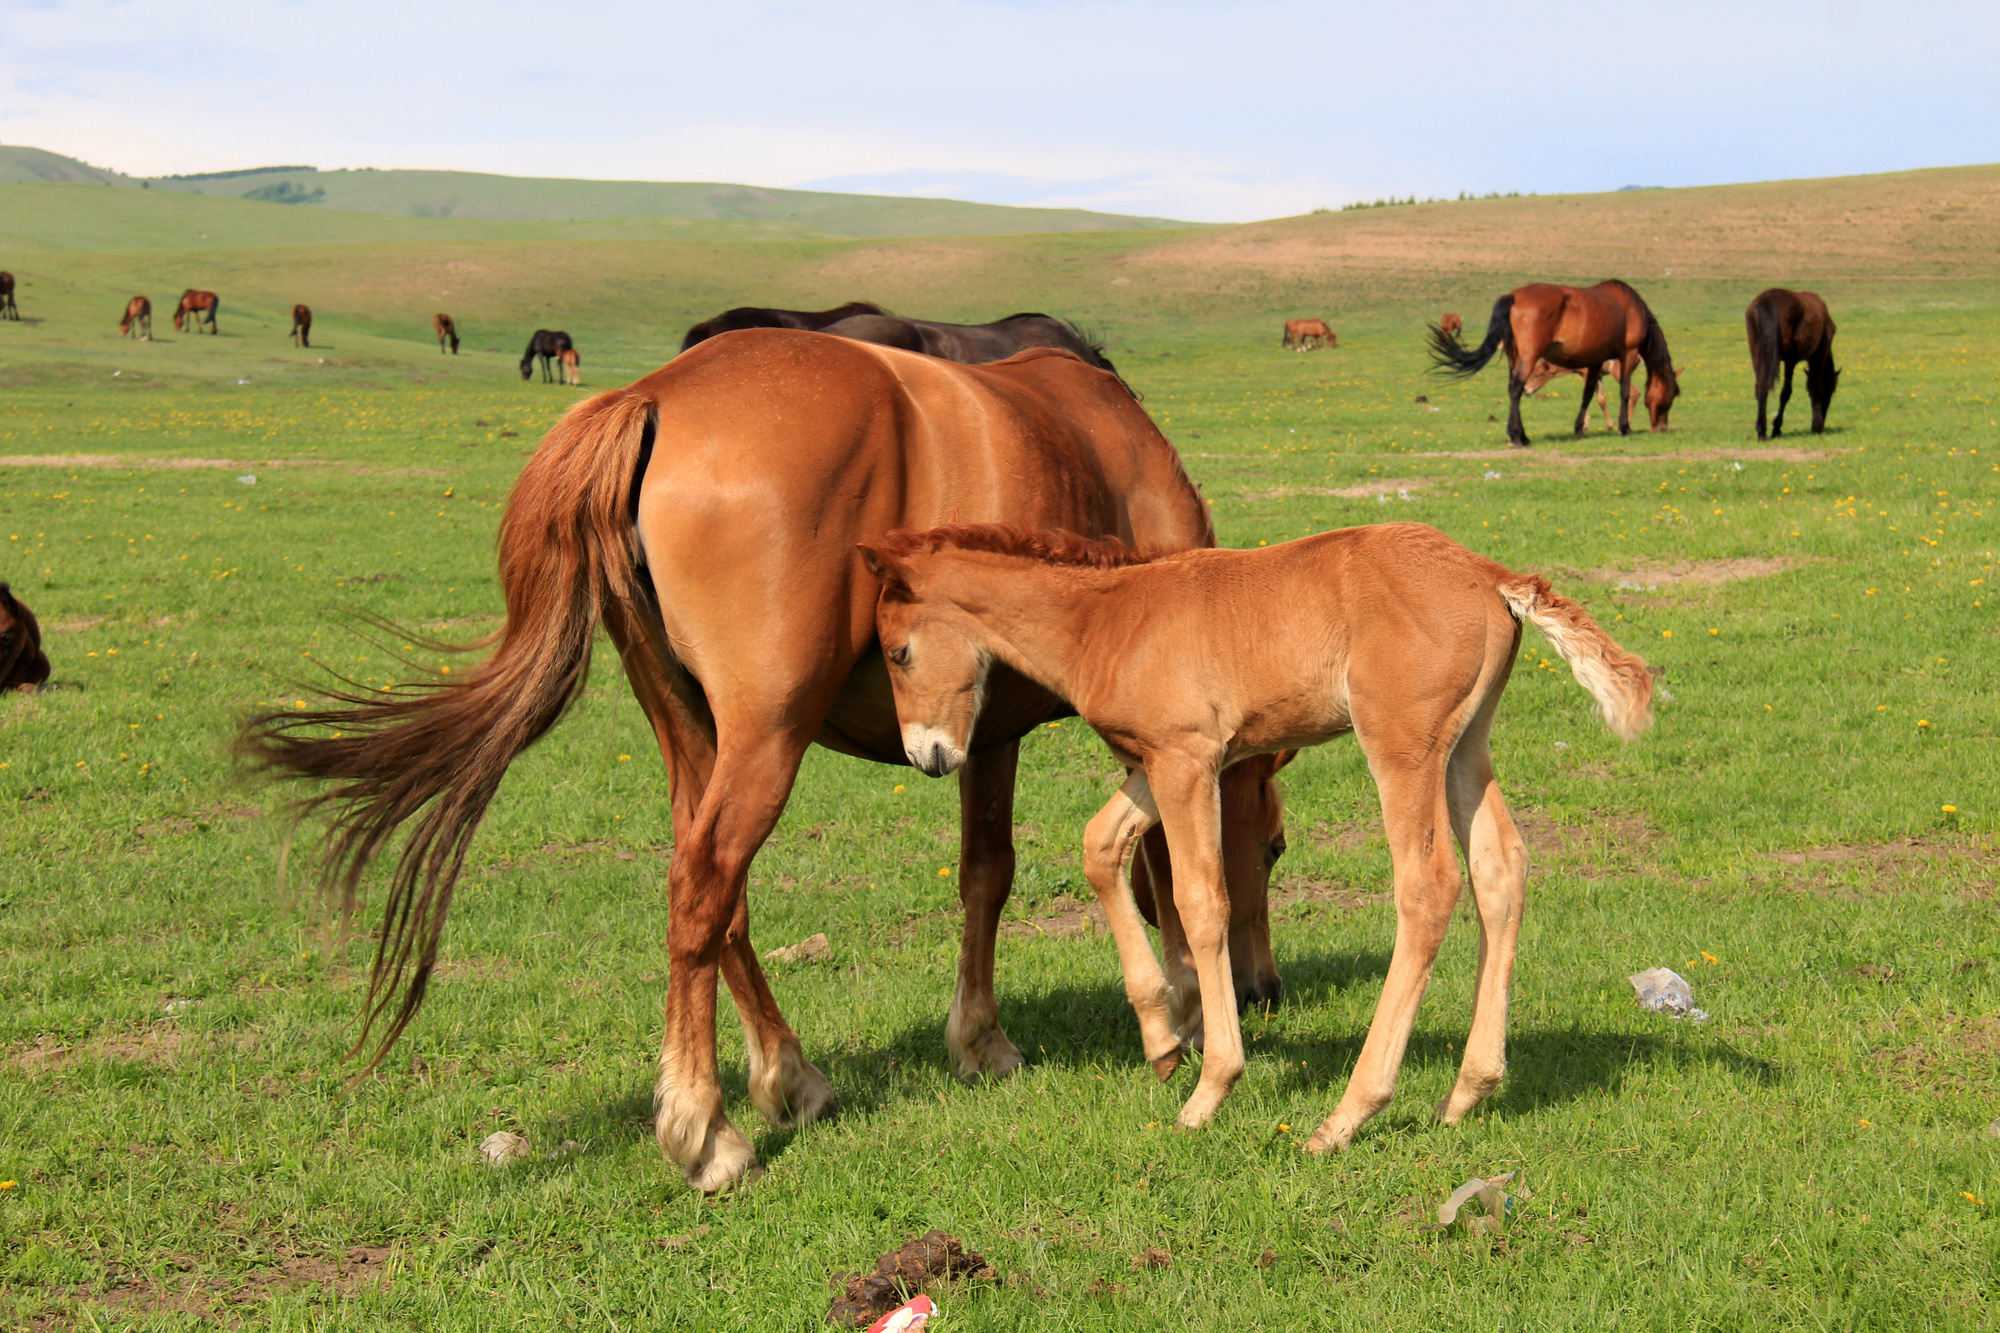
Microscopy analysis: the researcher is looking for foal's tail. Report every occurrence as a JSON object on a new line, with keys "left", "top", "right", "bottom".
{"left": 237, "top": 388, "right": 657, "bottom": 1068}
{"left": 1428, "top": 293, "right": 1514, "bottom": 378}
{"left": 1497, "top": 576, "right": 1654, "bottom": 741}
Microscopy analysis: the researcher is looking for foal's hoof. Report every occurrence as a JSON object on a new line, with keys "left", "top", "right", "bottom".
{"left": 1150, "top": 1044, "right": 1184, "bottom": 1082}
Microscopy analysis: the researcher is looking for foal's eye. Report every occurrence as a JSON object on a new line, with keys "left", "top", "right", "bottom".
{"left": 887, "top": 645, "right": 910, "bottom": 666}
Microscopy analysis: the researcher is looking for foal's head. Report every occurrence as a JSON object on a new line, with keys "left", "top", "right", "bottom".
{"left": 1646, "top": 363, "right": 1681, "bottom": 430}
{"left": 859, "top": 546, "right": 992, "bottom": 778}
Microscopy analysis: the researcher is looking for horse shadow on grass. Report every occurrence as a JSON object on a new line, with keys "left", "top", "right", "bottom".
{"left": 542, "top": 944, "right": 1776, "bottom": 1173}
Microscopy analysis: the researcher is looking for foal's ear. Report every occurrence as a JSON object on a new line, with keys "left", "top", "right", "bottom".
{"left": 857, "top": 544, "right": 913, "bottom": 599}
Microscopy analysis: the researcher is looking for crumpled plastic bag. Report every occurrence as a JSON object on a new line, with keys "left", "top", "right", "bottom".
{"left": 1629, "top": 966, "right": 1709, "bottom": 1022}
{"left": 1437, "top": 1170, "right": 1530, "bottom": 1235}
{"left": 480, "top": 1130, "right": 531, "bottom": 1165}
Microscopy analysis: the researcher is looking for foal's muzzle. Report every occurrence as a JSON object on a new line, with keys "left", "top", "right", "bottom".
{"left": 902, "top": 726, "right": 967, "bottom": 778}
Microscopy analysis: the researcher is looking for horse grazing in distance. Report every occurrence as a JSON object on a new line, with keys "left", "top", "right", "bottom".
{"left": 861, "top": 520, "right": 1652, "bottom": 1144}
{"left": 237, "top": 332, "right": 1287, "bottom": 1192}
{"left": 1282, "top": 318, "right": 1334, "bottom": 351}
{"left": 680, "top": 301, "right": 887, "bottom": 353}
{"left": 560, "top": 347, "right": 581, "bottom": 386}
{"left": 519, "top": 329, "right": 575, "bottom": 381}
{"left": 1746, "top": 289, "right": 1838, "bottom": 439}
{"left": 1428, "top": 281, "right": 1678, "bottom": 445}
{"left": 435, "top": 313, "right": 460, "bottom": 354}
{"left": 0, "top": 583, "right": 52, "bottom": 693}
{"left": 1525, "top": 357, "right": 1641, "bottom": 431}
{"left": 822, "top": 313, "right": 1118, "bottom": 375}
{"left": 290, "top": 304, "right": 312, "bottom": 348}
{"left": 120, "top": 296, "right": 152, "bottom": 341}
{"left": 1439, "top": 312, "right": 1462, "bottom": 339}
{"left": 174, "top": 289, "right": 220, "bottom": 335}
{"left": 0, "top": 272, "right": 19, "bottom": 320}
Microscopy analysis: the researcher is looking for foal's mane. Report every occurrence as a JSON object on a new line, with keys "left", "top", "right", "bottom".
{"left": 876, "top": 523, "right": 1160, "bottom": 569}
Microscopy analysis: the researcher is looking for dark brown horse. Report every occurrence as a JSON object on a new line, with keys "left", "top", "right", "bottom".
{"left": 520, "top": 329, "right": 574, "bottom": 382}
{"left": 0, "top": 584, "right": 51, "bottom": 693}
{"left": 679, "top": 301, "right": 887, "bottom": 353}
{"left": 1428, "top": 281, "right": 1679, "bottom": 446}
{"left": 174, "top": 289, "right": 220, "bottom": 335}
{"left": 823, "top": 313, "right": 1117, "bottom": 375}
{"left": 238, "top": 332, "right": 1286, "bottom": 1192}
{"left": 290, "top": 304, "right": 312, "bottom": 348}
{"left": 1746, "top": 289, "right": 1838, "bottom": 439}
{"left": 0, "top": 271, "right": 18, "bottom": 321}
{"left": 435, "top": 313, "right": 460, "bottom": 354}
{"left": 120, "top": 296, "right": 152, "bottom": 341}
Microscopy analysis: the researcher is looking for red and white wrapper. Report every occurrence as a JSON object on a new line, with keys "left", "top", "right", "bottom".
{"left": 865, "top": 1293, "right": 934, "bottom": 1333}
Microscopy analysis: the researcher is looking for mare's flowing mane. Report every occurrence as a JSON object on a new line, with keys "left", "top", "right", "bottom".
{"left": 877, "top": 522, "right": 1162, "bottom": 569}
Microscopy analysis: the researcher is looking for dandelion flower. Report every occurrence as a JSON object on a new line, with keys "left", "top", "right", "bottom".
{"left": 893, "top": 784, "right": 906, "bottom": 794}
{"left": 1661, "top": 629, "right": 1672, "bottom": 638}
{"left": 938, "top": 867, "right": 951, "bottom": 877}
{"left": 1942, "top": 805, "right": 1958, "bottom": 814}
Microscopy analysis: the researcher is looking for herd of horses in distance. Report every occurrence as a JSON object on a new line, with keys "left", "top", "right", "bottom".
{"left": 1, "top": 255, "right": 1846, "bottom": 1192}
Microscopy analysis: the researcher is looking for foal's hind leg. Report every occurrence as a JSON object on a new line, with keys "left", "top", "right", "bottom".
{"left": 947, "top": 741, "right": 1028, "bottom": 1081}
{"left": 1436, "top": 706, "right": 1526, "bottom": 1125}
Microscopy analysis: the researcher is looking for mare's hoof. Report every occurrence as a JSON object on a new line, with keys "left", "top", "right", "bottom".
{"left": 1150, "top": 1045, "right": 1184, "bottom": 1082}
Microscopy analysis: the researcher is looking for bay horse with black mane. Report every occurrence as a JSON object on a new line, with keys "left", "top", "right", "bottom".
{"left": 520, "top": 329, "right": 574, "bottom": 382}
{"left": 238, "top": 333, "right": 1288, "bottom": 1192}
{"left": 679, "top": 301, "right": 887, "bottom": 353}
{"left": 120, "top": 296, "right": 152, "bottom": 341}
{"left": 291, "top": 304, "right": 312, "bottom": 348}
{"left": 0, "top": 271, "right": 18, "bottom": 320}
{"left": 435, "top": 313, "right": 460, "bottom": 354}
{"left": 861, "top": 520, "right": 1652, "bottom": 1145}
{"left": 174, "top": 289, "right": 220, "bottom": 335}
{"left": 823, "top": 312, "right": 1118, "bottom": 376}
{"left": 1746, "top": 289, "right": 1838, "bottom": 439}
{"left": 1428, "top": 281, "right": 1679, "bottom": 446}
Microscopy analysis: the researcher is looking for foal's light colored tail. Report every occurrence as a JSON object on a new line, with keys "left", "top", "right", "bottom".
{"left": 1498, "top": 576, "right": 1655, "bottom": 741}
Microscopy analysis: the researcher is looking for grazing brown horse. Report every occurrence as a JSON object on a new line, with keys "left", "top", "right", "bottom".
{"left": 1282, "top": 318, "right": 1335, "bottom": 351}
{"left": 0, "top": 271, "right": 18, "bottom": 320}
{"left": 435, "top": 313, "right": 460, "bottom": 354}
{"left": 862, "top": 521, "right": 1652, "bottom": 1141}
{"left": 560, "top": 347, "right": 581, "bottom": 386}
{"left": 290, "top": 304, "right": 312, "bottom": 348}
{"left": 238, "top": 332, "right": 1286, "bottom": 1192}
{"left": 0, "top": 584, "right": 51, "bottom": 693}
{"left": 1428, "top": 281, "right": 1679, "bottom": 445}
{"left": 1439, "top": 312, "right": 1462, "bottom": 339}
{"left": 174, "top": 289, "right": 220, "bottom": 335}
{"left": 520, "top": 329, "right": 574, "bottom": 381}
{"left": 679, "top": 301, "right": 887, "bottom": 353}
{"left": 119, "top": 296, "right": 152, "bottom": 341}
{"left": 1746, "top": 289, "right": 1838, "bottom": 439}
{"left": 823, "top": 313, "right": 1117, "bottom": 374}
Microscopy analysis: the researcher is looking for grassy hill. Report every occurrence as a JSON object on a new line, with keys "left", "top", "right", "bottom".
{"left": 0, "top": 143, "right": 136, "bottom": 187}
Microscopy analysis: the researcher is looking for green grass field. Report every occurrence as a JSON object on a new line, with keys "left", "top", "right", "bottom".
{"left": 1, "top": 178, "right": 1997, "bottom": 1330}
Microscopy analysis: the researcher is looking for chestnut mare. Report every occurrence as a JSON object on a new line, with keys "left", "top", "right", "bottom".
{"left": 1428, "top": 281, "right": 1678, "bottom": 445}
{"left": 1282, "top": 318, "right": 1334, "bottom": 351}
{"left": 435, "top": 313, "right": 461, "bottom": 354}
{"left": 120, "top": 296, "right": 152, "bottom": 341}
{"left": 174, "top": 289, "right": 220, "bottom": 335}
{"left": 861, "top": 521, "right": 1653, "bottom": 1144}
{"left": 239, "top": 332, "right": 1285, "bottom": 1192}
{"left": 1746, "top": 288, "right": 1838, "bottom": 440}
{"left": 679, "top": 301, "right": 887, "bottom": 353}
{"left": 290, "top": 304, "right": 312, "bottom": 348}
{"left": 0, "top": 271, "right": 19, "bottom": 320}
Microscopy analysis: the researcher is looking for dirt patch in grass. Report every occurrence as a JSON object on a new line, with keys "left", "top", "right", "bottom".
{"left": 1001, "top": 896, "right": 1108, "bottom": 940}
{"left": 1872, "top": 1014, "right": 2000, "bottom": 1096}
{"left": 134, "top": 805, "right": 263, "bottom": 840}
{"left": 430, "top": 955, "right": 521, "bottom": 985}
{"left": 1306, "top": 810, "right": 1659, "bottom": 874}
{"left": 38, "top": 1245, "right": 396, "bottom": 1328}
{"left": 1584, "top": 556, "right": 1817, "bottom": 587}
{"left": 1242, "top": 478, "right": 1431, "bottom": 501}
{"left": 1762, "top": 836, "right": 1996, "bottom": 897}
{"left": 12, "top": 1021, "right": 258, "bottom": 1075}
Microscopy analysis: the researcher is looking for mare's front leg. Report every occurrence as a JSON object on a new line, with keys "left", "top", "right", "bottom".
{"left": 946, "top": 741, "right": 1027, "bottom": 1081}
{"left": 1306, "top": 746, "right": 1460, "bottom": 1154}
{"left": 1082, "top": 770, "right": 1187, "bottom": 1078}
{"left": 1573, "top": 365, "right": 1603, "bottom": 438}
{"left": 1147, "top": 756, "right": 1245, "bottom": 1128}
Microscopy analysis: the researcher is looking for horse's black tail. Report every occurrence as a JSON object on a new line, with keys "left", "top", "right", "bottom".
{"left": 1746, "top": 301, "right": 1780, "bottom": 400}
{"left": 1428, "top": 293, "right": 1513, "bottom": 378}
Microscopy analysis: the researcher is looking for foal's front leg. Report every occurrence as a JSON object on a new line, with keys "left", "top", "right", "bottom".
{"left": 1081, "top": 771, "right": 1186, "bottom": 1078}
{"left": 1147, "top": 756, "right": 1245, "bottom": 1128}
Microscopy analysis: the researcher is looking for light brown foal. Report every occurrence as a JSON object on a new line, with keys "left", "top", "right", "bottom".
{"left": 863, "top": 521, "right": 1653, "bottom": 1145}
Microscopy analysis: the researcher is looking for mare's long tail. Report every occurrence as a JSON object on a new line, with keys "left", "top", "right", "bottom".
{"left": 237, "top": 388, "right": 656, "bottom": 1067}
{"left": 1746, "top": 302, "right": 1780, "bottom": 400}
{"left": 1497, "top": 576, "right": 1654, "bottom": 741}
{"left": 1428, "top": 293, "right": 1514, "bottom": 378}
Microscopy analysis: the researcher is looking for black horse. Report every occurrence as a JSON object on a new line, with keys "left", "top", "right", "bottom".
{"left": 822, "top": 312, "right": 1118, "bottom": 376}
{"left": 0, "top": 271, "right": 19, "bottom": 321}
{"left": 678, "top": 301, "right": 886, "bottom": 353}
{"left": 520, "top": 330, "right": 576, "bottom": 382}
{"left": 1746, "top": 289, "right": 1839, "bottom": 439}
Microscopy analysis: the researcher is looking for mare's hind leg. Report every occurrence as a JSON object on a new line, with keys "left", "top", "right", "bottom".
{"left": 1506, "top": 366, "right": 1532, "bottom": 447}
{"left": 720, "top": 893, "right": 837, "bottom": 1130}
{"left": 1573, "top": 366, "right": 1603, "bottom": 438}
{"left": 1306, "top": 741, "right": 1460, "bottom": 1154}
{"left": 1435, "top": 702, "right": 1527, "bottom": 1125}
{"left": 1772, "top": 360, "right": 1796, "bottom": 437}
{"left": 947, "top": 741, "right": 1028, "bottom": 1081}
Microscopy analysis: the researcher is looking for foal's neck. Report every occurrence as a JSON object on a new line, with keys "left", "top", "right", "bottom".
{"left": 952, "top": 556, "right": 1130, "bottom": 700}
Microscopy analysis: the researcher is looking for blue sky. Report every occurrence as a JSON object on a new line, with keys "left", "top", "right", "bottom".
{"left": 4, "top": 0, "right": 1997, "bottom": 222}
